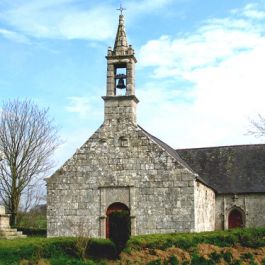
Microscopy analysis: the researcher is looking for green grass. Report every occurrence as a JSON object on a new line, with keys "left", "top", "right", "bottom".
{"left": 1, "top": 228, "right": 265, "bottom": 265}
{"left": 125, "top": 228, "right": 265, "bottom": 252}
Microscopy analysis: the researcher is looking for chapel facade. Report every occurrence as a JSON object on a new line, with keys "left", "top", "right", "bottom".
{"left": 46, "top": 14, "right": 265, "bottom": 238}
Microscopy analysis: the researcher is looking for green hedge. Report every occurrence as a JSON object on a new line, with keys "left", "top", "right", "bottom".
{"left": 1, "top": 228, "right": 265, "bottom": 264}
{"left": 87, "top": 238, "right": 116, "bottom": 259}
{"left": 125, "top": 228, "right": 265, "bottom": 252}
{"left": 0, "top": 237, "right": 116, "bottom": 265}
{"left": 16, "top": 227, "right": 47, "bottom": 237}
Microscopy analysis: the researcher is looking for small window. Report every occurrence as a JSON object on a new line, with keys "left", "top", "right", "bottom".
{"left": 119, "top": 136, "right": 129, "bottom": 147}
{"left": 99, "top": 138, "right": 107, "bottom": 144}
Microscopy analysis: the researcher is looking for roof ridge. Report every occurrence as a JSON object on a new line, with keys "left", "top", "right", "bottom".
{"left": 176, "top": 143, "right": 265, "bottom": 151}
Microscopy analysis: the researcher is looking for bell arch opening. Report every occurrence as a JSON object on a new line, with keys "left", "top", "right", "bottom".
{"left": 115, "top": 64, "right": 127, "bottom": 96}
{"left": 228, "top": 208, "right": 245, "bottom": 229}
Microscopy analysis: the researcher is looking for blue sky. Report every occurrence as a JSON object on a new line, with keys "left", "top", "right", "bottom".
{"left": 1, "top": 0, "right": 265, "bottom": 170}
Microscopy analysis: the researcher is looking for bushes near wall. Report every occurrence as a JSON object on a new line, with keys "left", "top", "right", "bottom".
{"left": 125, "top": 227, "right": 265, "bottom": 252}
{"left": 0, "top": 237, "right": 116, "bottom": 265}
{"left": 16, "top": 227, "right": 47, "bottom": 237}
{"left": 87, "top": 238, "right": 116, "bottom": 259}
{"left": 0, "top": 228, "right": 265, "bottom": 264}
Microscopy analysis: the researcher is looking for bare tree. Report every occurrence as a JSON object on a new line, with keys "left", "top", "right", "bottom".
{"left": 0, "top": 99, "right": 60, "bottom": 226}
{"left": 20, "top": 183, "right": 45, "bottom": 213}
{"left": 248, "top": 114, "right": 265, "bottom": 137}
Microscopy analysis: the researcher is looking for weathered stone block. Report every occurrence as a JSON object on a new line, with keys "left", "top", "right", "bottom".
{"left": 0, "top": 206, "right": 5, "bottom": 215}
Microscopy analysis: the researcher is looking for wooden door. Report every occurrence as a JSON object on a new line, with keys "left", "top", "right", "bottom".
{"left": 228, "top": 209, "right": 244, "bottom": 229}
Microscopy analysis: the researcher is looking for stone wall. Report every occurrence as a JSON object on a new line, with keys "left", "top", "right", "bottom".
{"left": 215, "top": 193, "right": 265, "bottom": 230}
{"left": 47, "top": 120, "right": 198, "bottom": 237}
{"left": 102, "top": 96, "right": 138, "bottom": 125}
{"left": 0, "top": 205, "right": 26, "bottom": 238}
{"left": 194, "top": 181, "right": 215, "bottom": 232}
{"left": 0, "top": 206, "right": 5, "bottom": 215}
{"left": 0, "top": 206, "right": 9, "bottom": 229}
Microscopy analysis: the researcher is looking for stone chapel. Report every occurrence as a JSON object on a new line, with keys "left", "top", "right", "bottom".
{"left": 47, "top": 14, "right": 265, "bottom": 238}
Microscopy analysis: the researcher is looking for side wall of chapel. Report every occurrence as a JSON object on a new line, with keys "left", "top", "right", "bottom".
{"left": 215, "top": 193, "right": 265, "bottom": 230}
{"left": 194, "top": 181, "right": 215, "bottom": 232}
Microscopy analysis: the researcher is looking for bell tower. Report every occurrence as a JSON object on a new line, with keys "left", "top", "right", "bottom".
{"left": 102, "top": 12, "right": 139, "bottom": 125}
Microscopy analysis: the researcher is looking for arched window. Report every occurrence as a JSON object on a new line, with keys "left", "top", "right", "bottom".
{"left": 228, "top": 208, "right": 244, "bottom": 229}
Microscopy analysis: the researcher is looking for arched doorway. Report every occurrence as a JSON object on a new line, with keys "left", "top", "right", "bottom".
{"left": 106, "top": 202, "right": 130, "bottom": 238}
{"left": 106, "top": 202, "right": 131, "bottom": 252}
{"left": 228, "top": 208, "right": 244, "bottom": 229}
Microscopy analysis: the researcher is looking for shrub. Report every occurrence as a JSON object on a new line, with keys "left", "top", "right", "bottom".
{"left": 17, "top": 227, "right": 47, "bottom": 237}
{"left": 87, "top": 238, "right": 117, "bottom": 259}
{"left": 146, "top": 259, "right": 162, "bottom": 265}
{"left": 209, "top": 252, "right": 222, "bottom": 263}
{"left": 168, "top": 255, "right": 179, "bottom": 265}
{"left": 17, "top": 207, "right": 47, "bottom": 230}
{"left": 222, "top": 251, "right": 233, "bottom": 263}
{"left": 0, "top": 237, "right": 115, "bottom": 264}
{"left": 190, "top": 253, "right": 214, "bottom": 265}
{"left": 240, "top": 252, "right": 254, "bottom": 262}
{"left": 231, "top": 260, "right": 242, "bottom": 265}
{"left": 49, "top": 256, "right": 96, "bottom": 265}
{"left": 125, "top": 228, "right": 265, "bottom": 252}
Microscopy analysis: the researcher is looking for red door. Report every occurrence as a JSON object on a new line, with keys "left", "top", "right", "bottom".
{"left": 228, "top": 209, "right": 244, "bottom": 229}
{"left": 106, "top": 202, "right": 129, "bottom": 238}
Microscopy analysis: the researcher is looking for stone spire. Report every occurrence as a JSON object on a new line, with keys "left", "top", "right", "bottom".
{"left": 113, "top": 15, "right": 128, "bottom": 55}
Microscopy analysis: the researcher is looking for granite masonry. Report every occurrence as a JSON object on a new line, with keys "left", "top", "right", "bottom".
{"left": 46, "top": 14, "right": 265, "bottom": 238}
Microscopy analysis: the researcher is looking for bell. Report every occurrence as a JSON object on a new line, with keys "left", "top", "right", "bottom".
{"left": 116, "top": 78, "right": 126, "bottom": 89}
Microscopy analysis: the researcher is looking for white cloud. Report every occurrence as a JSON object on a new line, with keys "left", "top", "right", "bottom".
{"left": 139, "top": 18, "right": 262, "bottom": 78}
{"left": 241, "top": 3, "right": 265, "bottom": 20}
{"left": 0, "top": 0, "right": 177, "bottom": 42}
{"left": 137, "top": 2, "right": 265, "bottom": 148}
{"left": 0, "top": 1, "right": 116, "bottom": 41}
{"left": 66, "top": 96, "right": 102, "bottom": 119}
{"left": 0, "top": 28, "right": 30, "bottom": 44}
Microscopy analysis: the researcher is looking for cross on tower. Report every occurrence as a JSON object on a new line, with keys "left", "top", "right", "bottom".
{"left": 117, "top": 3, "right": 126, "bottom": 15}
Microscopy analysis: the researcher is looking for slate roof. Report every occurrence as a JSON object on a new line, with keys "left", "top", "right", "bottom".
{"left": 177, "top": 144, "right": 265, "bottom": 194}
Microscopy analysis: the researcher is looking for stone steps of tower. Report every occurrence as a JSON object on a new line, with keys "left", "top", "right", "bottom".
{"left": 0, "top": 228, "right": 27, "bottom": 238}
{"left": 0, "top": 228, "right": 18, "bottom": 232}
{"left": 1, "top": 234, "right": 27, "bottom": 239}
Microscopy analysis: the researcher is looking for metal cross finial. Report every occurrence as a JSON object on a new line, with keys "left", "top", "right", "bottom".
{"left": 117, "top": 2, "right": 126, "bottom": 15}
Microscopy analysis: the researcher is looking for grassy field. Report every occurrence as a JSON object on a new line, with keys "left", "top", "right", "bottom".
{"left": 0, "top": 228, "right": 265, "bottom": 265}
